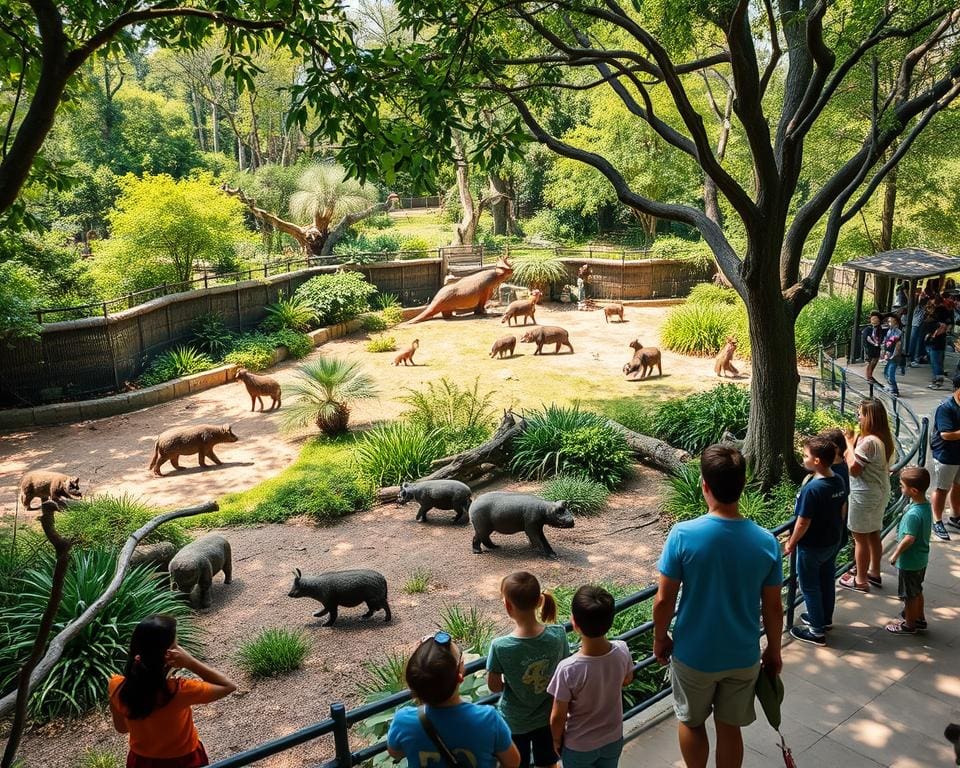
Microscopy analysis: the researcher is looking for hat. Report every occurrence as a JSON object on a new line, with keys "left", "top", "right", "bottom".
{"left": 755, "top": 667, "right": 784, "bottom": 730}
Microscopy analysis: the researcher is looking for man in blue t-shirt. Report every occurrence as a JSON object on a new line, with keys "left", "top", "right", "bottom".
{"left": 929, "top": 374, "right": 960, "bottom": 541}
{"left": 784, "top": 436, "right": 848, "bottom": 646}
{"left": 653, "top": 445, "right": 783, "bottom": 768}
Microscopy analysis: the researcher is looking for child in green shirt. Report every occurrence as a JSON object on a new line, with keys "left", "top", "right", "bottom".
{"left": 487, "top": 572, "right": 570, "bottom": 768}
{"left": 886, "top": 466, "right": 933, "bottom": 634}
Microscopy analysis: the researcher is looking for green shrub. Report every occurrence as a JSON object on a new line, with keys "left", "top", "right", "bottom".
{"left": 373, "top": 292, "right": 400, "bottom": 310}
{"left": 652, "top": 384, "right": 750, "bottom": 453}
{"left": 366, "top": 334, "right": 397, "bottom": 352}
{"left": 295, "top": 271, "right": 378, "bottom": 326}
{"left": 794, "top": 403, "right": 857, "bottom": 439}
{"left": 369, "top": 232, "right": 401, "bottom": 253}
{"left": 439, "top": 604, "right": 496, "bottom": 654}
{"left": 262, "top": 294, "right": 317, "bottom": 333}
{"left": 353, "top": 422, "right": 445, "bottom": 486}
{"left": 647, "top": 236, "right": 713, "bottom": 269}
{"left": 191, "top": 314, "right": 235, "bottom": 359}
{"left": 139, "top": 345, "right": 214, "bottom": 386}
{"left": 356, "top": 651, "right": 408, "bottom": 702}
{"left": 360, "top": 213, "right": 394, "bottom": 230}
{"left": 270, "top": 328, "right": 313, "bottom": 359}
{"left": 525, "top": 209, "right": 575, "bottom": 243}
{"left": 400, "top": 377, "right": 497, "bottom": 455}
{"left": 381, "top": 305, "right": 404, "bottom": 325}
{"left": 0, "top": 549, "right": 198, "bottom": 720}
{"left": 512, "top": 405, "right": 632, "bottom": 487}
{"left": 76, "top": 750, "right": 123, "bottom": 768}
{"left": 398, "top": 236, "right": 432, "bottom": 257}
{"left": 795, "top": 296, "right": 859, "bottom": 361}
{"left": 237, "top": 628, "right": 310, "bottom": 678}
{"left": 510, "top": 250, "right": 568, "bottom": 289}
{"left": 195, "top": 437, "right": 374, "bottom": 527}
{"left": 403, "top": 568, "right": 433, "bottom": 594}
{"left": 660, "top": 301, "right": 733, "bottom": 357}
{"left": 361, "top": 312, "right": 388, "bottom": 332}
{"left": 0, "top": 528, "right": 49, "bottom": 608}
{"left": 224, "top": 333, "right": 276, "bottom": 370}
{"left": 687, "top": 282, "right": 738, "bottom": 305}
{"left": 589, "top": 398, "right": 656, "bottom": 435}
{"left": 58, "top": 495, "right": 190, "bottom": 551}
{"left": 542, "top": 474, "right": 610, "bottom": 516}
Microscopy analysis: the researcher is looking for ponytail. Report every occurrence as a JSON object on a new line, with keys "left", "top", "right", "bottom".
{"left": 538, "top": 591, "right": 557, "bottom": 624}
{"left": 118, "top": 614, "right": 177, "bottom": 720}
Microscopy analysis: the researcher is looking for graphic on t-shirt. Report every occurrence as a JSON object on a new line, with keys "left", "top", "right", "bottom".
{"left": 520, "top": 659, "right": 551, "bottom": 694}
{"left": 418, "top": 748, "right": 478, "bottom": 768}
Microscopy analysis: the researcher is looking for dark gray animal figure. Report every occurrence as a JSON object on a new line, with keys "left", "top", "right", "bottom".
{"left": 946, "top": 724, "right": 960, "bottom": 765}
{"left": 131, "top": 541, "right": 177, "bottom": 572}
{"left": 169, "top": 534, "right": 232, "bottom": 609}
{"left": 470, "top": 492, "right": 574, "bottom": 559}
{"left": 520, "top": 326, "right": 573, "bottom": 355}
{"left": 149, "top": 423, "right": 239, "bottom": 476}
{"left": 397, "top": 480, "right": 472, "bottom": 523}
{"left": 288, "top": 568, "right": 391, "bottom": 626}
{"left": 490, "top": 335, "right": 517, "bottom": 359}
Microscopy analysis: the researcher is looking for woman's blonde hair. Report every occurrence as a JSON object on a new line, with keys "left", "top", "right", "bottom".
{"left": 858, "top": 398, "right": 895, "bottom": 461}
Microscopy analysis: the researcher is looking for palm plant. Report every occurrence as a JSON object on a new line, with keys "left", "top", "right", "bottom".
{"left": 510, "top": 251, "right": 568, "bottom": 293}
{"left": 289, "top": 164, "right": 377, "bottom": 232}
{"left": 282, "top": 357, "right": 378, "bottom": 435}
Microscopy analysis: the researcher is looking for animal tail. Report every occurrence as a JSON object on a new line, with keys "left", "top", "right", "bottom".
{"left": 147, "top": 440, "right": 160, "bottom": 470}
{"left": 407, "top": 305, "right": 436, "bottom": 324}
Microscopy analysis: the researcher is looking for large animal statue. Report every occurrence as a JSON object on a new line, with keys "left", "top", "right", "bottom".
{"left": 470, "top": 492, "right": 575, "bottom": 559}
{"left": 408, "top": 257, "right": 513, "bottom": 323}
{"left": 288, "top": 568, "right": 391, "bottom": 626}
{"left": 148, "top": 424, "right": 239, "bottom": 476}
{"left": 397, "top": 479, "right": 472, "bottom": 523}
{"left": 624, "top": 340, "right": 663, "bottom": 380}
{"left": 501, "top": 289, "right": 542, "bottom": 326}
{"left": 236, "top": 368, "right": 281, "bottom": 411}
{"left": 520, "top": 326, "right": 574, "bottom": 355}
{"left": 169, "top": 534, "right": 232, "bottom": 609}
{"left": 18, "top": 470, "right": 82, "bottom": 510}
{"left": 714, "top": 337, "right": 740, "bottom": 378}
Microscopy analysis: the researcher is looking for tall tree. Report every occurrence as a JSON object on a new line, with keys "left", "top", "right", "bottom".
{"left": 317, "top": 0, "right": 960, "bottom": 486}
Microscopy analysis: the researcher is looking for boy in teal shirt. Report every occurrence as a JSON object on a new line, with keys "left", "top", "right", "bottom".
{"left": 886, "top": 466, "right": 933, "bottom": 634}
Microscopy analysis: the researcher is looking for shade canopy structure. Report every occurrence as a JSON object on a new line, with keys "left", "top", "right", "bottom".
{"left": 843, "top": 248, "right": 960, "bottom": 362}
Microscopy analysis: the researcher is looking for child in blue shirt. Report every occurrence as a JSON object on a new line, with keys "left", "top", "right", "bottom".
{"left": 487, "top": 572, "right": 570, "bottom": 768}
{"left": 388, "top": 634, "right": 520, "bottom": 768}
{"left": 886, "top": 466, "right": 933, "bottom": 634}
{"left": 784, "top": 436, "right": 848, "bottom": 646}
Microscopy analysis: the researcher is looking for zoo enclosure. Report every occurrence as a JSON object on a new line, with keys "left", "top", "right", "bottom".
{"left": 206, "top": 372, "right": 927, "bottom": 768}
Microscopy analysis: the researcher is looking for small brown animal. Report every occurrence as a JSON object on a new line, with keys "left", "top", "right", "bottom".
{"left": 18, "top": 471, "right": 82, "bottom": 510}
{"left": 714, "top": 336, "right": 740, "bottom": 378}
{"left": 604, "top": 304, "right": 624, "bottom": 323}
{"left": 520, "top": 326, "right": 574, "bottom": 355}
{"left": 394, "top": 339, "right": 419, "bottom": 366}
{"left": 148, "top": 424, "right": 239, "bottom": 477}
{"left": 490, "top": 335, "right": 517, "bottom": 359}
{"left": 501, "top": 289, "right": 542, "bottom": 326}
{"left": 624, "top": 340, "right": 662, "bottom": 379}
{"left": 235, "top": 368, "right": 281, "bottom": 411}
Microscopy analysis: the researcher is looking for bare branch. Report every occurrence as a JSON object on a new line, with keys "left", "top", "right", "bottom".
{"left": 321, "top": 194, "right": 400, "bottom": 255}
{"left": 759, "top": 0, "right": 781, "bottom": 96}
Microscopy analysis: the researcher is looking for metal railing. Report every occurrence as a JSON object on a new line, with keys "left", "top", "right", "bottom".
{"left": 207, "top": 369, "right": 928, "bottom": 768}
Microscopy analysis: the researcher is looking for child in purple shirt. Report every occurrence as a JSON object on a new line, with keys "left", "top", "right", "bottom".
{"left": 547, "top": 586, "right": 634, "bottom": 768}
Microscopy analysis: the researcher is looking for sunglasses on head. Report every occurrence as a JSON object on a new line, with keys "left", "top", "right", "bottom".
{"left": 421, "top": 631, "right": 462, "bottom": 663}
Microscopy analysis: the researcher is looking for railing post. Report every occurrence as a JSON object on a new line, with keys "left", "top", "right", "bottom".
{"left": 785, "top": 548, "right": 798, "bottom": 631}
{"left": 102, "top": 301, "right": 108, "bottom": 318}
{"left": 330, "top": 703, "right": 352, "bottom": 768}
{"left": 810, "top": 378, "right": 817, "bottom": 410}
{"left": 893, "top": 398, "right": 901, "bottom": 437}
{"left": 204, "top": 272, "right": 209, "bottom": 289}
{"left": 919, "top": 416, "right": 929, "bottom": 467}
{"left": 840, "top": 375, "right": 847, "bottom": 414}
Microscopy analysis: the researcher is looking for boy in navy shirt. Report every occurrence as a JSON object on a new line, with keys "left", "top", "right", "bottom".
{"left": 785, "top": 436, "right": 848, "bottom": 646}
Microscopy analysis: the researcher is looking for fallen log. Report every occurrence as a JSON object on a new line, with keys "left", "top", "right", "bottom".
{"left": 606, "top": 420, "right": 691, "bottom": 475}
{"left": 420, "top": 411, "right": 526, "bottom": 482}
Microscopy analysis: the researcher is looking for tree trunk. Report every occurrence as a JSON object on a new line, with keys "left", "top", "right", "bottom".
{"left": 212, "top": 103, "right": 220, "bottom": 153}
{"left": 873, "top": 149, "right": 898, "bottom": 309}
{"left": 454, "top": 159, "right": 477, "bottom": 245}
{"left": 741, "top": 287, "right": 802, "bottom": 489}
{"left": 191, "top": 88, "right": 206, "bottom": 151}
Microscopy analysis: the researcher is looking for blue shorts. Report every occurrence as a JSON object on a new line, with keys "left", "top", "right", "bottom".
{"left": 561, "top": 738, "right": 623, "bottom": 768}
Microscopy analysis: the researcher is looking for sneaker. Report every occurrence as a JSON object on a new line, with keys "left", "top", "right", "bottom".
{"left": 909, "top": 361, "right": 921, "bottom": 368}
{"left": 899, "top": 610, "right": 928, "bottom": 631}
{"left": 947, "top": 516, "right": 960, "bottom": 531}
{"left": 838, "top": 572, "right": 870, "bottom": 592}
{"left": 801, "top": 613, "right": 833, "bottom": 631}
{"left": 791, "top": 625, "right": 826, "bottom": 646}
{"left": 928, "top": 382, "right": 944, "bottom": 390}
{"left": 933, "top": 521, "right": 951, "bottom": 541}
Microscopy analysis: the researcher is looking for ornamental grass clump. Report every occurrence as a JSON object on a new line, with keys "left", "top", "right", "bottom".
{"left": 660, "top": 301, "right": 733, "bottom": 357}
{"left": 651, "top": 384, "right": 750, "bottom": 454}
{"left": 58, "top": 494, "right": 189, "bottom": 550}
{"left": 365, "top": 334, "right": 397, "bottom": 352}
{"left": 401, "top": 377, "right": 496, "bottom": 454}
{"left": 139, "top": 345, "right": 213, "bottom": 387}
{"left": 262, "top": 294, "right": 317, "bottom": 332}
{"left": 439, "top": 604, "right": 496, "bottom": 654}
{"left": 541, "top": 474, "right": 610, "bottom": 516}
{"left": 236, "top": 628, "right": 310, "bottom": 678}
{"left": 353, "top": 422, "right": 444, "bottom": 486}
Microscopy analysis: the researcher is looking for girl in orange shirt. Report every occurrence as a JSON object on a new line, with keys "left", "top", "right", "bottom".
{"left": 109, "top": 615, "right": 236, "bottom": 768}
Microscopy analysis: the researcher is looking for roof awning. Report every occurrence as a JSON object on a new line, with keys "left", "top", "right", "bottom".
{"left": 843, "top": 249, "right": 960, "bottom": 279}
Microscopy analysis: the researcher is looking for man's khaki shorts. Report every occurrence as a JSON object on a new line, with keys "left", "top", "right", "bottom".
{"left": 932, "top": 460, "right": 960, "bottom": 490}
{"left": 671, "top": 658, "right": 761, "bottom": 728}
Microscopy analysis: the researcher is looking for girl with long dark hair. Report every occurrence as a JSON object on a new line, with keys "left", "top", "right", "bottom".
{"left": 109, "top": 615, "right": 236, "bottom": 768}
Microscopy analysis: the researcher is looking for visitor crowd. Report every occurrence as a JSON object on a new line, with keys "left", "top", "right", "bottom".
{"left": 105, "top": 392, "right": 955, "bottom": 768}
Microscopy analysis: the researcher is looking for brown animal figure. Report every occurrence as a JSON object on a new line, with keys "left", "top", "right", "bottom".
{"left": 501, "top": 289, "right": 542, "bottom": 326}
{"left": 490, "top": 335, "right": 517, "bottom": 359}
{"left": 408, "top": 257, "right": 513, "bottom": 323}
{"left": 714, "top": 336, "right": 740, "bottom": 378}
{"left": 18, "top": 471, "right": 82, "bottom": 510}
{"left": 394, "top": 339, "right": 420, "bottom": 366}
{"left": 604, "top": 304, "right": 624, "bottom": 323}
{"left": 148, "top": 424, "right": 239, "bottom": 477}
{"left": 235, "top": 368, "right": 281, "bottom": 411}
{"left": 520, "top": 326, "right": 574, "bottom": 355}
{"left": 624, "top": 340, "right": 662, "bottom": 379}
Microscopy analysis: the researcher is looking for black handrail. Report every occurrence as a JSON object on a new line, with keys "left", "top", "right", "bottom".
{"left": 208, "top": 368, "right": 928, "bottom": 768}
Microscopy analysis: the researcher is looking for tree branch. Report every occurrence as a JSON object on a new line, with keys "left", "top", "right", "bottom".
{"left": 221, "top": 184, "right": 309, "bottom": 246}
{"left": 0, "top": 501, "right": 219, "bottom": 722}
{"left": 321, "top": 194, "right": 400, "bottom": 255}
{"left": 759, "top": 0, "right": 782, "bottom": 96}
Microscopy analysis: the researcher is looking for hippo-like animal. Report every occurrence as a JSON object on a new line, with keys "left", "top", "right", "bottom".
{"left": 288, "top": 568, "right": 391, "bottom": 626}
{"left": 148, "top": 424, "right": 239, "bottom": 476}
{"left": 469, "top": 492, "right": 574, "bottom": 559}
{"left": 169, "top": 534, "right": 232, "bottom": 609}
{"left": 397, "top": 480, "right": 472, "bottom": 523}
{"left": 520, "top": 326, "right": 574, "bottom": 355}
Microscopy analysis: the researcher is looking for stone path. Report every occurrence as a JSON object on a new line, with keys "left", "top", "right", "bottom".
{"left": 622, "top": 532, "right": 960, "bottom": 767}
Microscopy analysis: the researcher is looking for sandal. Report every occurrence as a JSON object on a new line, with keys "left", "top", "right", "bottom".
{"left": 850, "top": 567, "right": 882, "bottom": 588}
{"left": 838, "top": 572, "right": 869, "bottom": 592}
{"left": 885, "top": 621, "right": 917, "bottom": 635}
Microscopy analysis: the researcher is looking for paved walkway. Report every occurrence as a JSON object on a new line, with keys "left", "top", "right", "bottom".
{"left": 622, "top": 534, "right": 960, "bottom": 767}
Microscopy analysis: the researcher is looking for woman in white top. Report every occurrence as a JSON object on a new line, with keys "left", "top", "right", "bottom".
{"left": 839, "top": 399, "right": 895, "bottom": 592}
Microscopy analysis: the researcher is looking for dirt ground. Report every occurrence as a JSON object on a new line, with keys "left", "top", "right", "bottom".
{"left": 1, "top": 302, "right": 752, "bottom": 768}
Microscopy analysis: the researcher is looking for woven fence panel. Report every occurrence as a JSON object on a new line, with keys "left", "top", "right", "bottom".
{"left": 111, "top": 316, "right": 142, "bottom": 384}
{"left": 0, "top": 338, "right": 44, "bottom": 407}
{"left": 556, "top": 258, "right": 712, "bottom": 300}
{"left": 41, "top": 325, "right": 116, "bottom": 399}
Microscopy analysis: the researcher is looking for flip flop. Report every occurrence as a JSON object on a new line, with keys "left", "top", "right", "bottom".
{"left": 838, "top": 572, "right": 869, "bottom": 592}
{"left": 885, "top": 621, "right": 916, "bottom": 635}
